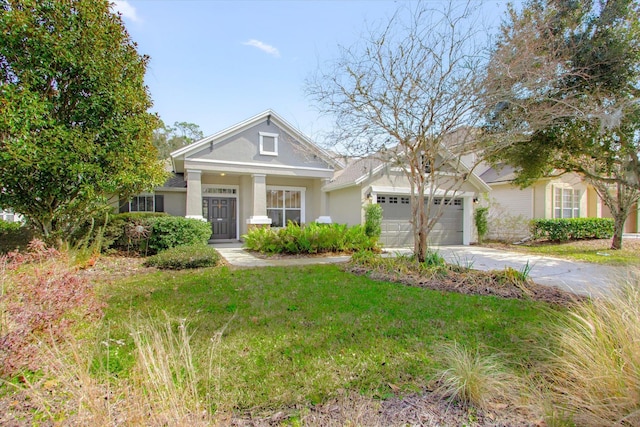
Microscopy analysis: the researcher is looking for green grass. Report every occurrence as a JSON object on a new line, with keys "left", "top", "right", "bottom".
{"left": 99, "top": 264, "right": 553, "bottom": 412}
{"left": 516, "top": 241, "right": 640, "bottom": 265}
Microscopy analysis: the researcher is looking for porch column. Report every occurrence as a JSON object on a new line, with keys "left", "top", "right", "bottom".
{"left": 316, "top": 178, "right": 332, "bottom": 224}
{"left": 247, "top": 173, "right": 271, "bottom": 226}
{"left": 185, "top": 169, "right": 204, "bottom": 220}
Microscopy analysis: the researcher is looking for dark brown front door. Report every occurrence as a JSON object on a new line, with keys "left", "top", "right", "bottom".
{"left": 202, "top": 197, "right": 236, "bottom": 240}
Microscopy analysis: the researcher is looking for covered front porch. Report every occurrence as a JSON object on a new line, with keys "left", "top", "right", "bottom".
{"left": 183, "top": 168, "right": 332, "bottom": 241}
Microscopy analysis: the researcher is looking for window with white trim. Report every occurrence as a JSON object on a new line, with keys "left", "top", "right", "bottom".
{"left": 267, "top": 189, "right": 302, "bottom": 227}
{"left": 130, "top": 194, "right": 155, "bottom": 212}
{"left": 0, "top": 208, "right": 16, "bottom": 222}
{"left": 259, "top": 132, "right": 279, "bottom": 156}
{"left": 554, "top": 188, "right": 580, "bottom": 218}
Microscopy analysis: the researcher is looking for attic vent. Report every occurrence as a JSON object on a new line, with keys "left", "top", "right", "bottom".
{"left": 259, "top": 132, "right": 278, "bottom": 156}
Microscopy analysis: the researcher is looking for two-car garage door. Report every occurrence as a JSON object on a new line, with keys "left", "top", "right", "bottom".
{"left": 377, "top": 194, "right": 463, "bottom": 247}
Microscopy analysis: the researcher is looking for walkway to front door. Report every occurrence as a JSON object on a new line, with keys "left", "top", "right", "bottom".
{"left": 202, "top": 197, "right": 236, "bottom": 239}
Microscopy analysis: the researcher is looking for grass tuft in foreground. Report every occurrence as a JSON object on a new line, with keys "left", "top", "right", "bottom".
{"left": 542, "top": 270, "right": 640, "bottom": 426}
{"left": 433, "top": 342, "right": 521, "bottom": 410}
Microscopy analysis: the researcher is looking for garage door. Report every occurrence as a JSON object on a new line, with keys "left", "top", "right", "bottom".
{"left": 378, "top": 194, "right": 463, "bottom": 247}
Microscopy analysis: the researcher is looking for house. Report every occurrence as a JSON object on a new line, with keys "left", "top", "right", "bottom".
{"left": 120, "top": 110, "right": 490, "bottom": 246}
{"left": 120, "top": 110, "right": 342, "bottom": 240}
{"left": 480, "top": 164, "right": 639, "bottom": 241}
{"left": 324, "top": 152, "right": 490, "bottom": 246}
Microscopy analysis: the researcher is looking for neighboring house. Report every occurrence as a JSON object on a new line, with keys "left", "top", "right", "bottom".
{"left": 0, "top": 207, "right": 21, "bottom": 223}
{"left": 324, "top": 152, "right": 491, "bottom": 246}
{"left": 480, "top": 164, "right": 639, "bottom": 240}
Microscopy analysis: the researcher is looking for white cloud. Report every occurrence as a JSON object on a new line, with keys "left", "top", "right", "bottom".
{"left": 243, "top": 39, "right": 281, "bottom": 58}
{"left": 111, "top": 1, "right": 140, "bottom": 23}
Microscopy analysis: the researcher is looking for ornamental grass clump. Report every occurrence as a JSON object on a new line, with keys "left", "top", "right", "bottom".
{"left": 434, "top": 342, "right": 521, "bottom": 410}
{"left": 543, "top": 272, "right": 640, "bottom": 426}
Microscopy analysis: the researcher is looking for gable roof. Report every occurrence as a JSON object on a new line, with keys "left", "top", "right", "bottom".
{"left": 324, "top": 140, "right": 491, "bottom": 194}
{"left": 480, "top": 164, "right": 518, "bottom": 184}
{"left": 170, "top": 109, "right": 344, "bottom": 173}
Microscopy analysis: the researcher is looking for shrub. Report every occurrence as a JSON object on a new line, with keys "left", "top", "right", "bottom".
{"left": 530, "top": 218, "right": 614, "bottom": 241}
{"left": 364, "top": 203, "right": 382, "bottom": 238}
{"left": 474, "top": 207, "right": 488, "bottom": 244}
{"left": 543, "top": 273, "right": 640, "bottom": 426}
{"left": 143, "top": 245, "right": 221, "bottom": 270}
{"left": 0, "top": 221, "right": 34, "bottom": 253}
{"left": 101, "top": 212, "right": 168, "bottom": 253}
{"left": 242, "top": 222, "right": 378, "bottom": 254}
{"left": 148, "top": 217, "right": 212, "bottom": 254}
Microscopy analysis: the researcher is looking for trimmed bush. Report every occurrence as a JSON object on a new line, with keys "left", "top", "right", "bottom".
{"left": 243, "top": 221, "right": 378, "bottom": 254}
{"left": 364, "top": 203, "right": 382, "bottom": 238}
{"left": 148, "top": 216, "right": 212, "bottom": 253}
{"left": 474, "top": 207, "right": 488, "bottom": 244}
{"left": 143, "top": 244, "right": 221, "bottom": 269}
{"left": 530, "top": 217, "right": 614, "bottom": 241}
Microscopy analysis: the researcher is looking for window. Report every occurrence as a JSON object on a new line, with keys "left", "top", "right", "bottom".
{"left": 267, "top": 189, "right": 302, "bottom": 227}
{"left": 0, "top": 208, "right": 16, "bottom": 222}
{"left": 377, "top": 196, "right": 386, "bottom": 203}
{"left": 554, "top": 188, "right": 580, "bottom": 218}
{"left": 389, "top": 196, "right": 398, "bottom": 204}
{"left": 401, "top": 197, "right": 410, "bottom": 204}
{"left": 453, "top": 199, "right": 462, "bottom": 206}
{"left": 130, "top": 194, "right": 155, "bottom": 212}
{"left": 259, "top": 132, "right": 278, "bottom": 156}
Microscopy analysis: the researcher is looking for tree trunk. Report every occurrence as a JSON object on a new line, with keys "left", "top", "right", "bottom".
{"left": 610, "top": 212, "right": 626, "bottom": 250}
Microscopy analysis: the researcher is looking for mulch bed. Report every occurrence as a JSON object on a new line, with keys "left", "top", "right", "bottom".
{"left": 347, "top": 265, "right": 584, "bottom": 306}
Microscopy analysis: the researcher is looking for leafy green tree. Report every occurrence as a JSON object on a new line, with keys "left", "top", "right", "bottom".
{"left": 153, "top": 120, "right": 204, "bottom": 159}
{"left": 484, "top": 0, "right": 640, "bottom": 249}
{"left": 0, "top": 0, "right": 166, "bottom": 241}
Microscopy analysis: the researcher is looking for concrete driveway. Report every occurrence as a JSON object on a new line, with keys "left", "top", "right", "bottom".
{"left": 213, "top": 242, "right": 633, "bottom": 297}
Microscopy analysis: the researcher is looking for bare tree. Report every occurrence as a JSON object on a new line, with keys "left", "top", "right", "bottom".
{"left": 306, "top": 1, "right": 491, "bottom": 261}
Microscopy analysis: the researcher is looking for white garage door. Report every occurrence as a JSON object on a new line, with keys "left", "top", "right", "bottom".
{"left": 378, "top": 194, "right": 463, "bottom": 247}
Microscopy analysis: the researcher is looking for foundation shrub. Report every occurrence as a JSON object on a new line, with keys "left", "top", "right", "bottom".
{"left": 530, "top": 218, "right": 614, "bottom": 242}
{"left": 143, "top": 244, "right": 221, "bottom": 270}
{"left": 148, "top": 216, "right": 212, "bottom": 254}
{"left": 243, "top": 222, "right": 378, "bottom": 254}
{"left": 364, "top": 203, "right": 382, "bottom": 238}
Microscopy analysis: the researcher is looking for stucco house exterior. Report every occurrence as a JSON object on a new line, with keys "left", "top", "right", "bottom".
{"left": 324, "top": 153, "right": 490, "bottom": 246}
{"left": 118, "top": 110, "right": 490, "bottom": 246}
{"left": 480, "top": 164, "right": 639, "bottom": 241}
{"left": 124, "top": 110, "right": 342, "bottom": 240}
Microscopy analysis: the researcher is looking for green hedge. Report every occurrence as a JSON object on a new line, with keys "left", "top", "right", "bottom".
{"left": 143, "top": 244, "right": 221, "bottom": 269}
{"left": 148, "top": 216, "right": 212, "bottom": 253}
{"left": 243, "top": 221, "right": 378, "bottom": 254}
{"left": 530, "top": 218, "right": 614, "bottom": 241}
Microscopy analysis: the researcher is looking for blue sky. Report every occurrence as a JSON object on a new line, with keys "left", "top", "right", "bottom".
{"left": 112, "top": 1, "right": 512, "bottom": 141}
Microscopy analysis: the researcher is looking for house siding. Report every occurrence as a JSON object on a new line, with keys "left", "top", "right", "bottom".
{"left": 327, "top": 186, "right": 364, "bottom": 226}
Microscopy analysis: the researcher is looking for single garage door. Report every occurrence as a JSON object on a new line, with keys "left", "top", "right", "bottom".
{"left": 378, "top": 194, "right": 463, "bottom": 247}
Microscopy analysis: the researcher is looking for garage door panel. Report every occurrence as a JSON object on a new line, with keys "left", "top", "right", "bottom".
{"left": 379, "top": 195, "right": 463, "bottom": 246}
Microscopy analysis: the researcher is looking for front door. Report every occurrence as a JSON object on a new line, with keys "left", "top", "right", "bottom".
{"left": 202, "top": 197, "right": 236, "bottom": 240}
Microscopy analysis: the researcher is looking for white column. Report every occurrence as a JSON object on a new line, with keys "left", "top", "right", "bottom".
{"left": 185, "top": 169, "right": 204, "bottom": 220}
{"left": 316, "top": 178, "right": 332, "bottom": 223}
{"left": 463, "top": 196, "right": 472, "bottom": 245}
{"left": 247, "top": 173, "right": 271, "bottom": 225}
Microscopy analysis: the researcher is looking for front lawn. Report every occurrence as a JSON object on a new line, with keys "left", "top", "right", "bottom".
{"left": 100, "top": 264, "right": 552, "bottom": 413}
{"left": 484, "top": 238, "right": 640, "bottom": 266}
